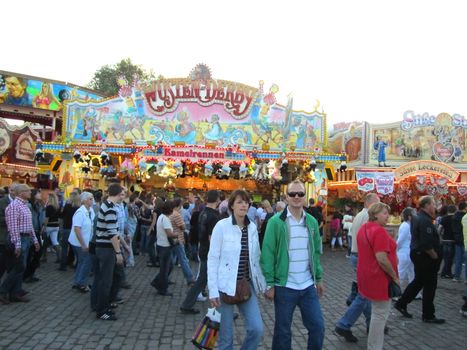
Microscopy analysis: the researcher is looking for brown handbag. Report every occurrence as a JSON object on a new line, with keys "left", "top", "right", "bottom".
{"left": 220, "top": 277, "right": 251, "bottom": 305}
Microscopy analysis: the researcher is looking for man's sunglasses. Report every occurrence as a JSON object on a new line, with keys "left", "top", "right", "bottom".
{"left": 287, "top": 192, "right": 306, "bottom": 198}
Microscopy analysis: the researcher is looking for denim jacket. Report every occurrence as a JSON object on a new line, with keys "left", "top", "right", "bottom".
{"left": 208, "top": 216, "right": 266, "bottom": 299}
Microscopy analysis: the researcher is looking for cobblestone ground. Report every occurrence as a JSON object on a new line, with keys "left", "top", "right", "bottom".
{"left": 0, "top": 248, "right": 466, "bottom": 350}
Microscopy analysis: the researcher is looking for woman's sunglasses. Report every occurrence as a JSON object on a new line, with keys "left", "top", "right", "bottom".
{"left": 287, "top": 192, "right": 306, "bottom": 198}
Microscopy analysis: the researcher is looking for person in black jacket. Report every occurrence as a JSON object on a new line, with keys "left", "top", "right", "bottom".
{"left": 439, "top": 205, "right": 457, "bottom": 278}
{"left": 395, "top": 195, "right": 445, "bottom": 324}
{"left": 452, "top": 202, "right": 467, "bottom": 281}
{"left": 180, "top": 190, "right": 220, "bottom": 314}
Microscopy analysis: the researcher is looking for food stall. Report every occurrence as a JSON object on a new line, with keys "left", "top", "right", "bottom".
{"left": 326, "top": 111, "right": 467, "bottom": 229}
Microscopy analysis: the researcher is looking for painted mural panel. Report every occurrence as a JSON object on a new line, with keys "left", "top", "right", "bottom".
{"left": 370, "top": 111, "right": 466, "bottom": 164}
{"left": 328, "top": 122, "right": 364, "bottom": 162}
{"left": 63, "top": 77, "right": 326, "bottom": 151}
{"left": 0, "top": 118, "right": 41, "bottom": 164}
{"left": 0, "top": 73, "right": 102, "bottom": 111}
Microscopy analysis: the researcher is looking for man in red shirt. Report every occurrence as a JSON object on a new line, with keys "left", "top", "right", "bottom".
{"left": 0, "top": 184, "right": 39, "bottom": 304}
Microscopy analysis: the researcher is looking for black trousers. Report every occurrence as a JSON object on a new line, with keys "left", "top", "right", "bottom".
{"left": 95, "top": 247, "right": 118, "bottom": 315}
{"left": 398, "top": 250, "right": 441, "bottom": 319}
{"left": 181, "top": 259, "right": 207, "bottom": 310}
{"left": 23, "top": 234, "right": 42, "bottom": 280}
{"left": 0, "top": 244, "right": 7, "bottom": 279}
{"left": 440, "top": 242, "right": 454, "bottom": 277}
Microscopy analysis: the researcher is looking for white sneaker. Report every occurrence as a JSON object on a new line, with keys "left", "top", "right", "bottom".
{"left": 197, "top": 293, "right": 207, "bottom": 302}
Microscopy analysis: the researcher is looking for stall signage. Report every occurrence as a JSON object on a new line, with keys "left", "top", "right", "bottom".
{"left": 401, "top": 110, "right": 467, "bottom": 130}
{"left": 356, "top": 172, "right": 375, "bottom": 192}
{"left": 375, "top": 172, "right": 395, "bottom": 195}
{"left": 164, "top": 146, "right": 228, "bottom": 161}
{"left": 16, "top": 132, "right": 35, "bottom": 161}
{"left": 145, "top": 80, "right": 258, "bottom": 118}
{"left": 395, "top": 161, "right": 459, "bottom": 182}
{"left": 0, "top": 126, "right": 11, "bottom": 156}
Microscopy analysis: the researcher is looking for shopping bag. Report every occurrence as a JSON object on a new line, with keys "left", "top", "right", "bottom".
{"left": 192, "top": 308, "right": 221, "bottom": 350}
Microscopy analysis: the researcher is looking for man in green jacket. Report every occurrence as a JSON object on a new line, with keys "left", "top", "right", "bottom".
{"left": 260, "top": 179, "right": 325, "bottom": 350}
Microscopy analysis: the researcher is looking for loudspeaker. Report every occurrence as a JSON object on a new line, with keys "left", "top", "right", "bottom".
{"left": 52, "top": 159, "right": 62, "bottom": 172}
{"left": 324, "top": 166, "right": 335, "bottom": 181}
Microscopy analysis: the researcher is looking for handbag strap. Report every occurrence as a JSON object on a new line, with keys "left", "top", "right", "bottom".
{"left": 363, "top": 224, "right": 373, "bottom": 252}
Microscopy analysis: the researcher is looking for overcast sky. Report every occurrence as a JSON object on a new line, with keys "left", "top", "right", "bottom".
{"left": 2, "top": 0, "right": 467, "bottom": 127}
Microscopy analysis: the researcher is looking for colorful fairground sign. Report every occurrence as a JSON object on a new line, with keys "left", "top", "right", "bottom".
{"left": 0, "top": 71, "right": 103, "bottom": 111}
{"left": 370, "top": 111, "right": 466, "bottom": 164}
{"left": 62, "top": 64, "right": 327, "bottom": 152}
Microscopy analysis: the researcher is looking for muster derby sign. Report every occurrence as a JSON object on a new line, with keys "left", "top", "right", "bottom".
{"left": 144, "top": 79, "right": 258, "bottom": 119}
{"left": 395, "top": 160, "right": 460, "bottom": 182}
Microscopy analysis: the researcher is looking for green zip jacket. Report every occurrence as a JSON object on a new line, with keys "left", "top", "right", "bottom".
{"left": 260, "top": 207, "right": 323, "bottom": 287}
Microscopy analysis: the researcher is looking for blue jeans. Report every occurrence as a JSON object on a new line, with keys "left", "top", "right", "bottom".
{"left": 147, "top": 234, "right": 157, "bottom": 266}
{"left": 218, "top": 283, "right": 264, "bottom": 350}
{"left": 272, "top": 285, "right": 324, "bottom": 350}
{"left": 350, "top": 254, "right": 358, "bottom": 270}
{"left": 20, "top": 236, "right": 32, "bottom": 268}
{"left": 336, "top": 293, "right": 372, "bottom": 330}
{"left": 172, "top": 244, "right": 194, "bottom": 283}
{"left": 453, "top": 245, "right": 465, "bottom": 279}
{"left": 72, "top": 245, "right": 92, "bottom": 287}
{"left": 140, "top": 224, "right": 150, "bottom": 254}
{"left": 152, "top": 245, "right": 173, "bottom": 293}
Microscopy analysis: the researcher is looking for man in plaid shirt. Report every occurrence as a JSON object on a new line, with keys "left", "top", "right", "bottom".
{"left": 0, "top": 184, "right": 39, "bottom": 304}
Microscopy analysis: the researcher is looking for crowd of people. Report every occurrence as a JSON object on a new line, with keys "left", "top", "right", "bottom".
{"left": 0, "top": 180, "right": 466, "bottom": 350}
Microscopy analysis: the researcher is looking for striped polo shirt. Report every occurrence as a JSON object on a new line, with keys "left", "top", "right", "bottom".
{"left": 95, "top": 199, "right": 119, "bottom": 247}
{"left": 285, "top": 210, "right": 313, "bottom": 290}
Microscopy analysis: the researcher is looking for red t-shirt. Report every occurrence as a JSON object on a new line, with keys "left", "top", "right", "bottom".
{"left": 357, "top": 222, "right": 398, "bottom": 301}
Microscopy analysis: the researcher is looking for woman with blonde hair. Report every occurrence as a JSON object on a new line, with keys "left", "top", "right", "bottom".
{"left": 41, "top": 192, "right": 61, "bottom": 262}
{"left": 357, "top": 202, "right": 399, "bottom": 350}
{"left": 32, "top": 82, "right": 62, "bottom": 109}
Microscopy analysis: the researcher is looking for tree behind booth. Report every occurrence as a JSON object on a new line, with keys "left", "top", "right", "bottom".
{"left": 88, "top": 58, "right": 155, "bottom": 96}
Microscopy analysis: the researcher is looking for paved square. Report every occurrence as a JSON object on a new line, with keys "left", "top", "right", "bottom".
{"left": 0, "top": 250, "right": 465, "bottom": 349}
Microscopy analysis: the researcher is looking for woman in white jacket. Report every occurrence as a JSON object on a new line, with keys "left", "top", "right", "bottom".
{"left": 208, "top": 190, "right": 266, "bottom": 350}
{"left": 397, "top": 207, "right": 421, "bottom": 299}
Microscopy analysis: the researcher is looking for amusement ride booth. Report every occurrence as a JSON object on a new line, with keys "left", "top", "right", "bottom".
{"left": 37, "top": 65, "right": 346, "bottom": 203}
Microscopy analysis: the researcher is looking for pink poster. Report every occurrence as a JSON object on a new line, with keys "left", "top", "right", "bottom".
{"left": 375, "top": 172, "right": 395, "bottom": 195}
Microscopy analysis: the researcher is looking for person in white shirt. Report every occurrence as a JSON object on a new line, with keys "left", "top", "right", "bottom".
{"left": 343, "top": 208, "right": 354, "bottom": 257}
{"left": 397, "top": 207, "right": 421, "bottom": 299}
{"left": 255, "top": 205, "right": 264, "bottom": 229}
{"left": 150, "top": 201, "right": 178, "bottom": 296}
{"left": 69, "top": 192, "right": 95, "bottom": 292}
{"left": 247, "top": 203, "right": 257, "bottom": 226}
